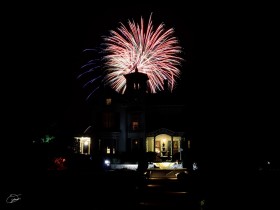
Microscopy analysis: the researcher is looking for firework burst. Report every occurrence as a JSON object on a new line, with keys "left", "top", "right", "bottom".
{"left": 80, "top": 14, "right": 183, "bottom": 99}
{"left": 103, "top": 14, "right": 183, "bottom": 94}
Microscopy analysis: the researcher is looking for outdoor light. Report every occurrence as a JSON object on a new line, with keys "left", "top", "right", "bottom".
{"left": 104, "top": 159, "right": 110, "bottom": 167}
{"left": 193, "top": 162, "right": 198, "bottom": 170}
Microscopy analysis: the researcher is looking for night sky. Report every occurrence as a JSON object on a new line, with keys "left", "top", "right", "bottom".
{"left": 2, "top": 3, "right": 279, "bottom": 172}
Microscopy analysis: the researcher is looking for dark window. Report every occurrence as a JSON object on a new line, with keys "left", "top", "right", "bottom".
{"left": 131, "top": 139, "right": 140, "bottom": 152}
{"left": 103, "top": 112, "right": 114, "bottom": 128}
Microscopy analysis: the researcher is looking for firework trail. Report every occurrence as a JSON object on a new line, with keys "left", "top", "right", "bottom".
{"left": 79, "top": 13, "right": 183, "bottom": 99}
{"left": 78, "top": 48, "right": 106, "bottom": 100}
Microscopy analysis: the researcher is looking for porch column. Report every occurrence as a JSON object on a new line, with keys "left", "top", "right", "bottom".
{"left": 153, "top": 135, "right": 156, "bottom": 152}
{"left": 171, "top": 135, "right": 174, "bottom": 156}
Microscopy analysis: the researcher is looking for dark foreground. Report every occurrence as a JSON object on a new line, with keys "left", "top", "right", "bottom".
{"left": 2, "top": 164, "right": 279, "bottom": 209}
{"left": 2, "top": 168, "right": 207, "bottom": 209}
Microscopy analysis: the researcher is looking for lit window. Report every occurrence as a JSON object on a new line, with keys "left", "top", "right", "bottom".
{"left": 132, "top": 121, "right": 139, "bottom": 130}
{"left": 106, "top": 147, "right": 110, "bottom": 154}
{"left": 106, "top": 98, "right": 112, "bottom": 105}
{"left": 133, "top": 83, "right": 140, "bottom": 89}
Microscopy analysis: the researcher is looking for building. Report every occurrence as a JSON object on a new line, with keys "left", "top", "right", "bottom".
{"left": 75, "top": 70, "right": 191, "bottom": 164}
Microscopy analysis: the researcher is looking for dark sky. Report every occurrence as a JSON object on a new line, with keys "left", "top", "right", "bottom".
{"left": 2, "top": 3, "right": 279, "bottom": 165}
{"left": 4, "top": 6, "right": 196, "bottom": 136}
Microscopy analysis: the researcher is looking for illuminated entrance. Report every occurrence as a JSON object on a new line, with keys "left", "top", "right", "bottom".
{"left": 146, "top": 128, "right": 184, "bottom": 161}
{"left": 74, "top": 137, "right": 91, "bottom": 155}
